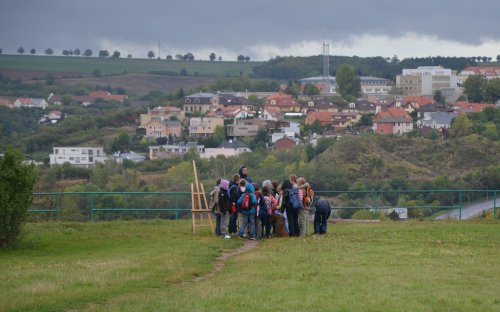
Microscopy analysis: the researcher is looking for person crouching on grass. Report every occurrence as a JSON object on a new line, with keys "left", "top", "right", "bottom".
{"left": 314, "top": 198, "right": 332, "bottom": 235}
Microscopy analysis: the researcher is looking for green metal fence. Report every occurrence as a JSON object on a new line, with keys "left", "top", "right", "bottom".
{"left": 30, "top": 192, "right": 193, "bottom": 222}
{"left": 30, "top": 189, "right": 498, "bottom": 222}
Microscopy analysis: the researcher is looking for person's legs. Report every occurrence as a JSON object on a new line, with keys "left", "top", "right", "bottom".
{"left": 298, "top": 209, "right": 307, "bottom": 236}
{"left": 320, "top": 208, "right": 330, "bottom": 234}
{"left": 314, "top": 210, "right": 321, "bottom": 234}
{"left": 215, "top": 213, "right": 221, "bottom": 236}
{"left": 249, "top": 214, "right": 256, "bottom": 239}
{"left": 255, "top": 215, "right": 262, "bottom": 239}
{"left": 238, "top": 215, "right": 248, "bottom": 237}
{"left": 221, "top": 213, "right": 229, "bottom": 237}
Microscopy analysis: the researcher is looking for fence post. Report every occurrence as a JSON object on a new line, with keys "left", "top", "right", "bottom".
{"left": 494, "top": 191, "right": 497, "bottom": 221}
{"left": 459, "top": 191, "right": 463, "bottom": 221}
{"left": 90, "top": 193, "right": 94, "bottom": 222}
{"left": 374, "top": 191, "right": 379, "bottom": 220}
{"left": 56, "top": 193, "right": 60, "bottom": 222}
{"left": 175, "top": 193, "right": 179, "bottom": 220}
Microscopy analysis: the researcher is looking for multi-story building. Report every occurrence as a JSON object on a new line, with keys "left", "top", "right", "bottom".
{"left": 396, "top": 66, "right": 460, "bottom": 97}
{"left": 188, "top": 117, "right": 224, "bottom": 138}
{"left": 140, "top": 106, "right": 184, "bottom": 126}
{"left": 149, "top": 143, "right": 205, "bottom": 160}
{"left": 145, "top": 119, "right": 182, "bottom": 138}
{"left": 49, "top": 147, "right": 106, "bottom": 168}
{"left": 373, "top": 108, "right": 413, "bottom": 135}
{"left": 183, "top": 93, "right": 218, "bottom": 113}
{"left": 298, "top": 76, "right": 392, "bottom": 94}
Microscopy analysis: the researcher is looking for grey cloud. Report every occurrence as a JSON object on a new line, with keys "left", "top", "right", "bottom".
{"left": 1, "top": 0, "right": 499, "bottom": 56}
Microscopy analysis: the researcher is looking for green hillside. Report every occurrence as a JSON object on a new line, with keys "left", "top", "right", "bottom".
{"left": 0, "top": 55, "right": 261, "bottom": 77}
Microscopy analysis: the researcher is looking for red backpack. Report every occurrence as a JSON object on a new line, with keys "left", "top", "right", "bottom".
{"left": 241, "top": 192, "right": 252, "bottom": 210}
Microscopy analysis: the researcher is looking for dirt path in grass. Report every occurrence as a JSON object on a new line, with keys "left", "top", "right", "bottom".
{"left": 190, "top": 240, "right": 259, "bottom": 283}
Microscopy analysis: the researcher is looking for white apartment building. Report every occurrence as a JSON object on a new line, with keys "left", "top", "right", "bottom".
{"left": 49, "top": 147, "right": 107, "bottom": 168}
{"left": 396, "top": 66, "right": 460, "bottom": 98}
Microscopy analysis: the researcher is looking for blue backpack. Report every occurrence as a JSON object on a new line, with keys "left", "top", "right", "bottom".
{"left": 289, "top": 188, "right": 303, "bottom": 209}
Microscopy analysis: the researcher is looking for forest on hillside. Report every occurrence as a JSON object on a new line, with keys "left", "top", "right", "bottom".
{"left": 252, "top": 55, "right": 479, "bottom": 81}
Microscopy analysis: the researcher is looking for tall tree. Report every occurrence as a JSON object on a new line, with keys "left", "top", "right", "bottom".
{"left": 83, "top": 49, "right": 92, "bottom": 57}
{"left": 17, "top": 47, "right": 25, "bottom": 54}
{"left": 111, "top": 51, "right": 121, "bottom": 58}
{"left": 147, "top": 50, "right": 155, "bottom": 59}
{"left": 433, "top": 90, "right": 446, "bottom": 104}
{"left": 0, "top": 48, "right": 2, "bottom": 54}
{"left": 335, "top": 64, "right": 361, "bottom": 98}
{"left": 62, "top": 49, "right": 70, "bottom": 56}
{"left": 166, "top": 55, "right": 172, "bottom": 60}
{"left": 303, "top": 83, "right": 320, "bottom": 96}
{"left": 0, "top": 146, "right": 37, "bottom": 248}
{"left": 30, "top": 48, "right": 36, "bottom": 55}
{"left": 237, "top": 54, "right": 245, "bottom": 61}
{"left": 463, "top": 74, "right": 487, "bottom": 103}
{"left": 73, "top": 48, "right": 81, "bottom": 56}
{"left": 450, "top": 113, "right": 472, "bottom": 138}
{"left": 99, "top": 50, "right": 110, "bottom": 58}
{"left": 484, "top": 78, "right": 500, "bottom": 103}
{"left": 209, "top": 52, "right": 216, "bottom": 61}
{"left": 44, "top": 48, "right": 53, "bottom": 55}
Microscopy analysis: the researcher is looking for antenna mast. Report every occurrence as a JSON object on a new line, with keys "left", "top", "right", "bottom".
{"left": 322, "top": 34, "right": 330, "bottom": 94}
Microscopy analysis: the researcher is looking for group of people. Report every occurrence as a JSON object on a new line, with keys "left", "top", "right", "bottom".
{"left": 209, "top": 165, "right": 332, "bottom": 240}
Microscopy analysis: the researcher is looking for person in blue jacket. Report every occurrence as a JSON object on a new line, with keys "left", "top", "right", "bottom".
{"left": 314, "top": 198, "right": 332, "bottom": 235}
{"left": 237, "top": 182, "right": 257, "bottom": 240}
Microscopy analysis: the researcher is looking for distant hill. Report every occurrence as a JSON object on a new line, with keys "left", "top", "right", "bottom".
{"left": 0, "top": 55, "right": 261, "bottom": 78}
{"left": 252, "top": 55, "right": 478, "bottom": 81}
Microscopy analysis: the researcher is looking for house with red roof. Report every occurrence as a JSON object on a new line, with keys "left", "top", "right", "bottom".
{"left": 373, "top": 108, "right": 413, "bottom": 135}
{"left": 305, "top": 111, "right": 333, "bottom": 126}
{"left": 265, "top": 93, "right": 301, "bottom": 113}
{"left": 13, "top": 97, "right": 48, "bottom": 109}
{"left": 461, "top": 67, "right": 500, "bottom": 79}
{"left": 0, "top": 97, "right": 14, "bottom": 108}
{"left": 206, "top": 106, "right": 250, "bottom": 119}
{"left": 452, "top": 101, "right": 495, "bottom": 113}
{"left": 88, "top": 91, "right": 127, "bottom": 102}
{"left": 261, "top": 106, "right": 283, "bottom": 121}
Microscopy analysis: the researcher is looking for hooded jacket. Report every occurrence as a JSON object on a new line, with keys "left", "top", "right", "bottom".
{"left": 237, "top": 182, "right": 257, "bottom": 215}
{"left": 239, "top": 166, "right": 253, "bottom": 183}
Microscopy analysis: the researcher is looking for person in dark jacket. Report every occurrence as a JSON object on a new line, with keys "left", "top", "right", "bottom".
{"left": 281, "top": 179, "right": 300, "bottom": 237}
{"left": 239, "top": 165, "right": 252, "bottom": 183}
{"left": 227, "top": 174, "right": 240, "bottom": 235}
{"left": 314, "top": 198, "right": 332, "bottom": 235}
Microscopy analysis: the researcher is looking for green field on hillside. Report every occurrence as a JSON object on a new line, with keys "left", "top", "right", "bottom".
{"left": 0, "top": 55, "right": 261, "bottom": 77}
{"left": 1, "top": 220, "right": 500, "bottom": 311}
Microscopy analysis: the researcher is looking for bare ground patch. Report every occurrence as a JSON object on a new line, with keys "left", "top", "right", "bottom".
{"left": 57, "top": 73, "right": 216, "bottom": 96}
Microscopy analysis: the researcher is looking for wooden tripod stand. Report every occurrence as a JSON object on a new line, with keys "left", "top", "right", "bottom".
{"left": 191, "top": 160, "right": 214, "bottom": 234}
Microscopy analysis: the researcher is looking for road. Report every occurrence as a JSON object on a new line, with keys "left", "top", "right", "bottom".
{"left": 435, "top": 199, "right": 498, "bottom": 220}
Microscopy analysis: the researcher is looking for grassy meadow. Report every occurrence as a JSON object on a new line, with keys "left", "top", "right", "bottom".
{"left": 0, "top": 55, "right": 261, "bottom": 77}
{"left": 1, "top": 220, "right": 500, "bottom": 311}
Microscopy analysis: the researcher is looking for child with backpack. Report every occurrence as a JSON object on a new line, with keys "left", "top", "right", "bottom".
{"left": 281, "top": 179, "right": 300, "bottom": 237}
{"left": 227, "top": 174, "right": 240, "bottom": 236}
{"left": 297, "top": 177, "right": 314, "bottom": 237}
{"left": 274, "top": 185, "right": 289, "bottom": 237}
{"left": 261, "top": 185, "right": 277, "bottom": 238}
{"left": 209, "top": 179, "right": 222, "bottom": 236}
{"left": 237, "top": 182, "right": 257, "bottom": 240}
{"left": 252, "top": 183, "right": 266, "bottom": 239}
{"left": 218, "top": 179, "right": 231, "bottom": 239}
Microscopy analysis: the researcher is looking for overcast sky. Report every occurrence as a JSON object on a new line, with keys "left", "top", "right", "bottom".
{"left": 1, "top": 0, "right": 500, "bottom": 61}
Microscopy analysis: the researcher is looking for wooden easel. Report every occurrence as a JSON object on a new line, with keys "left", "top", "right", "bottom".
{"left": 191, "top": 160, "right": 214, "bottom": 234}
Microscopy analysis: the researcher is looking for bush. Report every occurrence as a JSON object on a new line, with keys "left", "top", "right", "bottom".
{"left": 0, "top": 147, "right": 37, "bottom": 248}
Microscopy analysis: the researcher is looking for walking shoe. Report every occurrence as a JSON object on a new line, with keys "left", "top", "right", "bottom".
{"left": 250, "top": 237, "right": 256, "bottom": 240}
{"left": 237, "top": 235, "right": 243, "bottom": 239}
{"left": 223, "top": 235, "right": 231, "bottom": 239}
